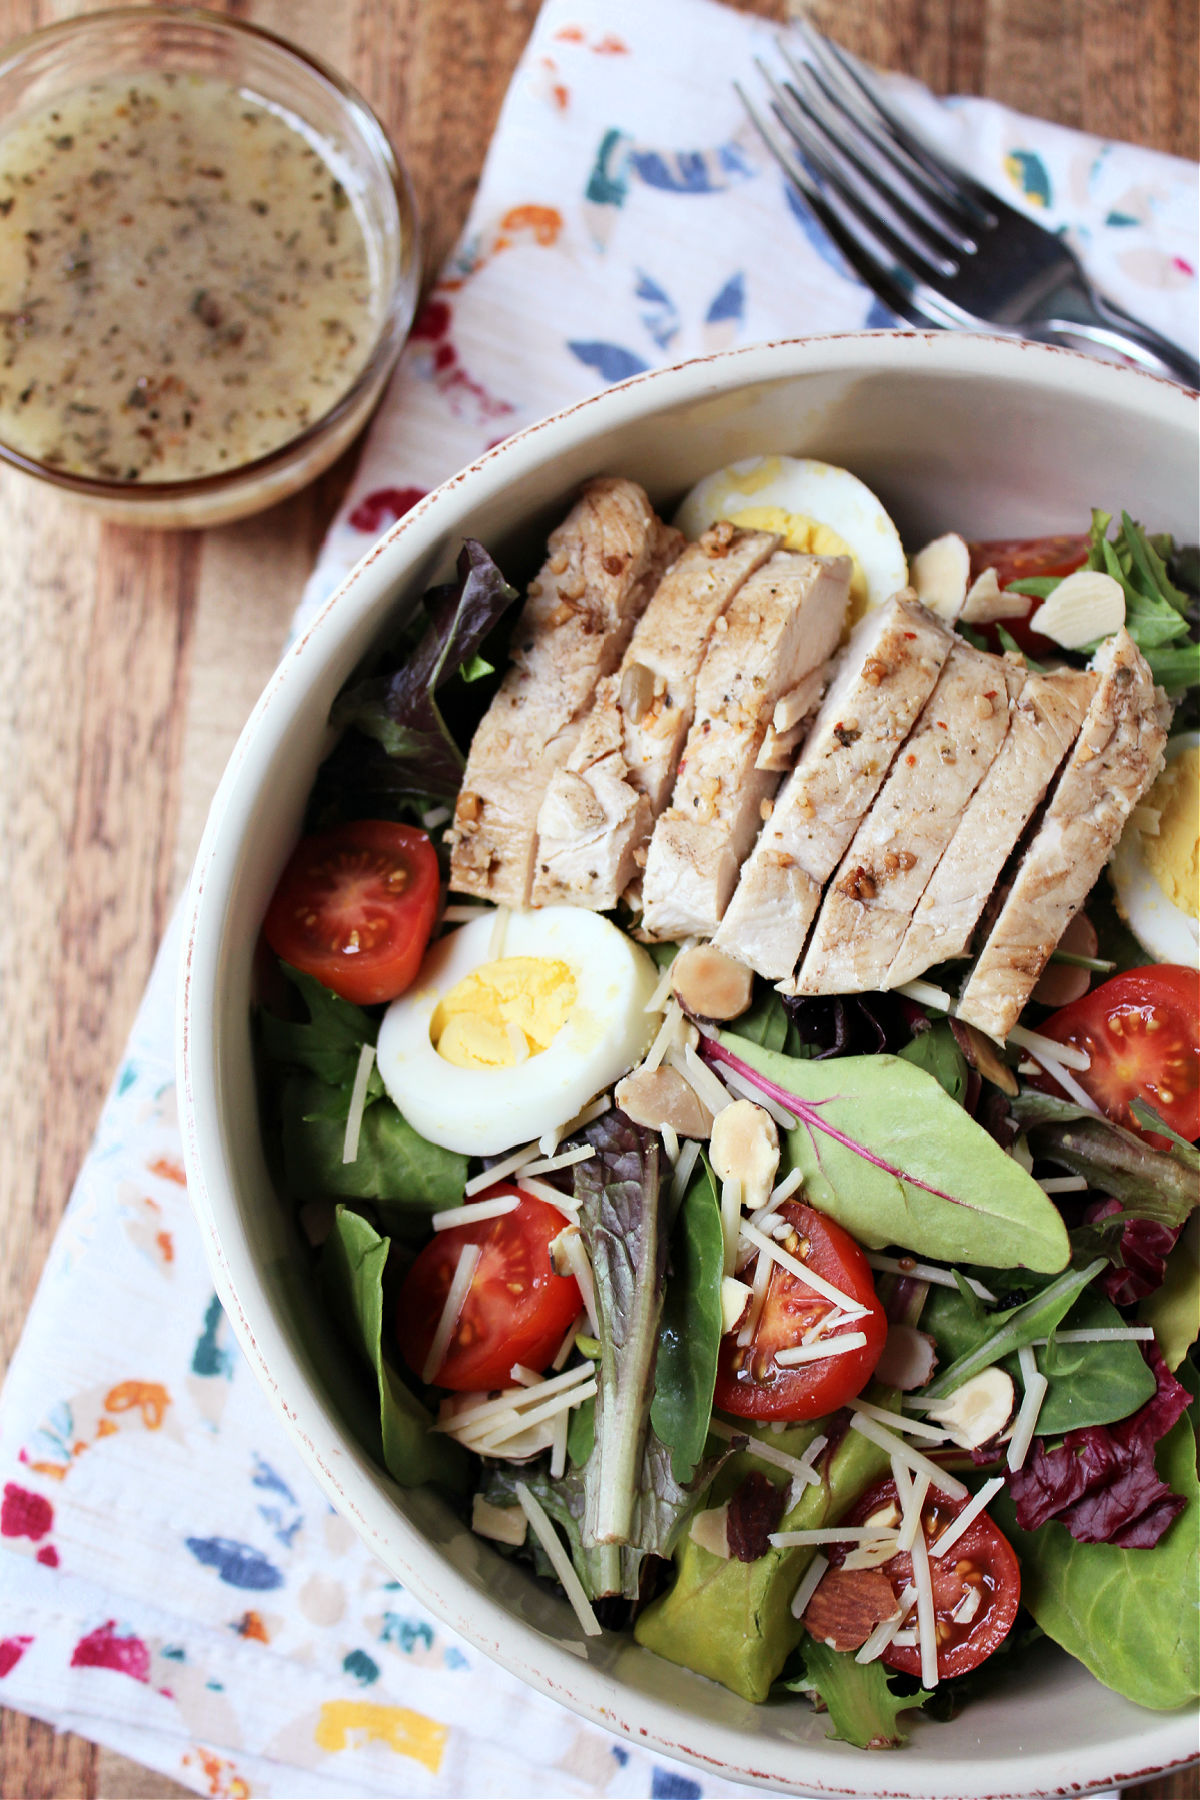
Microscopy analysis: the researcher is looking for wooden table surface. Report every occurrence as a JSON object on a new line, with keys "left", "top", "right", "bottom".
{"left": 0, "top": 0, "right": 1195, "bottom": 1795}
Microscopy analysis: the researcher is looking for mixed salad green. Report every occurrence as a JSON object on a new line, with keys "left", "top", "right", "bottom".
{"left": 254, "top": 510, "right": 1199, "bottom": 1752}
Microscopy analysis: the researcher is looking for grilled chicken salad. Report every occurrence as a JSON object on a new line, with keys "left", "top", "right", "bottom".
{"left": 256, "top": 458, "right": 1199, "bottom": 1750}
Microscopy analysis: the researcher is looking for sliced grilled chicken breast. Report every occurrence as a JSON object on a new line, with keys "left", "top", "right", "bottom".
{"left": 957, "top": 629, "right": 1168, "bottom": 1040}
{"left": 640, "top": 550, "right": 852, "bottom": 940}
{"left": 447, "top": 477, "right": 682, "bottom": 905}
{"left": 530, "top": 525, "right": 780, "bottom": 909}
{"left": 791, "top": 642, "right": 1022, "bottom": 995}
{"left": 714, "top": 592, "right": 953, "bottom": 982}
{"left": 887, "top": 667, "right": 1099, "bottom": 987}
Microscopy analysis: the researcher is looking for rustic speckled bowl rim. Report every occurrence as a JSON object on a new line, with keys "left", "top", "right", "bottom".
{"left": 179, "top": 331, "right": 1198, "bottom": 1799}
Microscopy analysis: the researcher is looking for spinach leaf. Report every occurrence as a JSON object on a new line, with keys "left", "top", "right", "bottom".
{"left": 281, "top": 1073, "right": 467, "bottom": 1221}
{"left": 1034, "top": 1288, "right": 1158, "bottom": 1432}
{"left": 575, "top": 1110, "right": 668, "bottom": 1545}
{"left": 897, "top": 1020, "right": 968, "bottom": 1103}
{"left": 990, "top": 1408, "right": 1199, "bottom": 1710}
{"left": 330, "top": 539, "right": 520, "bottom": 800}
{"left": 651, "top": 1156, "right": 724, "bottom": 1483}
{"left": 1140, "top": 1213, "right": 1200, "bottom": 1371}
{"left": 711, "top": 1037, "right": 1070, "bottom": 1273}
{"left": 259, "top": 964, "right": 383, "bottom": 1095}
{"left": 782, "top": 1640, "right": 932, "bottom": 1749}
{"left": 922, "top": 1260, "right": 1105, "bottom": 1400}
{"left": 320, "top": 1206, "right": 466, "bottom": 1491}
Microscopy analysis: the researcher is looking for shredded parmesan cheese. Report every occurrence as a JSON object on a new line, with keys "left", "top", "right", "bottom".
{"left": 421, "top": 1243, "right": 481, "bottom": 1384}
{"left": 341, "top": 1042, "right": 376, "bottom": 1166}
{"left": 514, "top": 1482, "right": 602, "bottom": 1638}
{"left": 432, "top": 1192, "right": 519, "bottom": 1232}
{"left": 865, "top": 1252, "right": 996, "bottom": 1303}
{"left": 769, "top": 1166, "right": 805, "bottom": 1206}
{"left": 930, "top": 1476, "right": 1006, "bottom": 1560}
{"left": 488, "top": 906, "right": 510, "bottom": 961}
{"left": 552, "top": 1314, "right": 584, "bottom": 1371}
{"left": 909, "top": 1524, "right": 940, "bottom": 1688}
{"left": 643, "top": 998, "right": 684, "bottom": 1074}
{"left": 1031, "top": 1326, "right": 1154, "bottom": 1344}
{"left": 789, "top": 1551, "right": 829, "bottom": 1620}
{"left": 1037, "top": 1175, "right": 1088, "bottom": 1193}
{"left": 517, "top": 1175, "right": 579, "bottom": 1215}
{"left": 669, "top": 1138, "right": 701, "bottom": 1211}
{"left": 521, "top": 1144, "right": 596, "bottom": 1177}
{"left": 1006, "top": 1345, "right": 1049, "bottom": 1472}
{"left": 849, "top": 1410, "right": 968, "bottom": 1501}
{"left": 770, "top": 1526, "right": 900, "bottom": 1548}
{"left": 740, "top": 1220, "right": 867, "bottom": 1317}
{"left": 775, "top": 1332, "right": 868, "bottom": 1366}
{"left": 708, "top": 1417, "right": 828, "bottom": 1487}
{"left": 661, "top": 1122, "right": 681, "bottom": 1166}
{"left": 855, "top": 1400, "right": 948, "bottom": 1444}
{"left": 679, "top": 1041, "right": 736, "bottom": 1117}
{"left": 896, "top": 978, "right": 957, "bottom": 1013}
{"left": 720, "top": 1177, "right": 743, "bottom": 1277}
{"left": 1007, "top": 1022, "right": 1090, "bottom": 1071}
{"left": 464, "top": 1141, "right": 539, "bottom": 1196}
{"left": 440, "top": 1361, "right": 594, "bottom": 1434}
{"left": 473, "top": 1378, "right": 597, "bottom": 1452}
{"left": 645, "top": 952, "right": 679, "bottom": 1014}
{"left": 856, "top": 1582, "right": 917, "bottom": 1664}
{"left": 737, "top": 1245, "right": 774, "bottom": 1347}
{"left": 550, "top": 1406, "right": 569, "bottom": 1480}
{"left": 559, "top": 1231, "right": 599, "bottom": 1335}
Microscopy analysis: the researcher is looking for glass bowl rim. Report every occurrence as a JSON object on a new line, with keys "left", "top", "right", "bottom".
{"left": 0, "top": 3, "right": 419, "bottom": 502}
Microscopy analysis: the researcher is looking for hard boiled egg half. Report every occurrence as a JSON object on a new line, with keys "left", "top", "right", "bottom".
{"left": 1110, "top": 731, "right": 1200, "bottom": 965}
{"left": 674, "top": 455, "right": 908, "bottom": 626}
{"left": 376, "top": 908, "right": 661, "bottom": 1156}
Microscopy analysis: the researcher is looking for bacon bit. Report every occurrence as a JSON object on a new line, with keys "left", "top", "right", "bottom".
{"left": 726, "top": 1471, "right": 787, "bottom": 1562}
{"left": 804, "top": 1566, "right": 898, "bottom": 1651}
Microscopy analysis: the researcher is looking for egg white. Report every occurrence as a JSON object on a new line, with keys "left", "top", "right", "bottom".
{"left": 673, "top": 454, "right": 909, "bottom": 614}
{"left": 376, "top": 908, "right": 661, "bottom": 1156}
{"left": 1109, "top": 731, "right": 1199, "bottom": 966}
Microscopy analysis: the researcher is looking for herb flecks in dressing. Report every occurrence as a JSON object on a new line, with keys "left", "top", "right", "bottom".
{"left": 0, "top": 73, "right": 378, "bottom": 481}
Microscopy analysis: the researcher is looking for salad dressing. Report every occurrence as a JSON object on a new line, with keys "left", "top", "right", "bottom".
{"left": 0, "top": 72, "right": 378, "bottom": 482}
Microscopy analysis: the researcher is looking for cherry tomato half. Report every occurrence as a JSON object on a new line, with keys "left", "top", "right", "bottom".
{"left": 263, "top": 819, "right": 440, "bottom": 1006}
{"left": 1037, "top": 964, "right": 1200, "bottom": 1145}
{"left": 713, "top": 1201, "right": 887, "bottom": 1421}
{"left": 397, "top": 1188, "right": 582, "bottom": 1391}
{"left": 967, "top": 533, "right": 1091, "bottom": 658}
{"left": 824, "top": 1477, "right": 1021, "bottom": 1680}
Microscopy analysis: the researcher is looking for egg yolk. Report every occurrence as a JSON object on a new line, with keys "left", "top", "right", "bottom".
{"left": 432, "top": 956, "right": 578, "bottom": 1068}
{"left": 722, "top": 505, "right": 868, "bottom": 617}
{"left": 1143, "top": 746, "right": 1200, "bottom": 918}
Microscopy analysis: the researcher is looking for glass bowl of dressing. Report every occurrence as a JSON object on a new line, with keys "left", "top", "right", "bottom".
{"left": 0, "top": 6, "right": 419, "bottom": 527}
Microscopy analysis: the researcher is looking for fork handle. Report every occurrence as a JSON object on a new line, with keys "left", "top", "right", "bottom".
{"left": 1032, "top": 280, "right": 1199, "bottom": 390}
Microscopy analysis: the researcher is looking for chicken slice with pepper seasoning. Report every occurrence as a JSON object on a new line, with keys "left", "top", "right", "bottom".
{"left": 447, "top": 477, "right": 682, "bottom": 907}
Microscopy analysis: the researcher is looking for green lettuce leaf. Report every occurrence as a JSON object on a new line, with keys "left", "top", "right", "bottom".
{"left": 1012, "top": 1093, "right": 1198, "bottom": 1233}
{"left": 281, "top": 1073, "right": 467, "bottom": 1222}
{"left": 714, "top": 1038, "right": 1069, "bottom": 1273}
{"left": 651, "top": 1154, "right": 725, "bottom": 1483}
{"left": 990, "top": 1405, "right": 1199, "bottom": 1710}
{"left": 781, "top": 1639, "right": 932, "bottom": 1749}
{"left": 897, "top": 1020, "right": 968, "bottom": 1103}
{"left": 1140, "top": 1213, "right": 1200, "bottom": 1371}
{"left": 320, "top": 1206, "right": 466, "bottom": 1491}
{"left": 258, "top": 964, "right": 383, "bottom": 1095}
{"left": 922, "top": 1260, "right": 1105, "bottom": 1401}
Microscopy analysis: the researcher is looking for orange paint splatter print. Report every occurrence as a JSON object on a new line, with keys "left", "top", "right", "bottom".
{"left": 182, "top": 1747, "right": 251, "bottom": 1799}
{"left": 105, "top": 1381, "right": 170, "bottom": 1430}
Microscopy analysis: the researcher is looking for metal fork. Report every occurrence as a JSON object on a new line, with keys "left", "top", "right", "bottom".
{"left": 737, "top": 22, "right": 1199, "bottom": 390}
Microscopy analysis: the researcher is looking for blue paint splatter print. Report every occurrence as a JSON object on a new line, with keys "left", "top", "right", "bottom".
{"left": 184, "top": 1537, "right": 285, "bottom": 1591}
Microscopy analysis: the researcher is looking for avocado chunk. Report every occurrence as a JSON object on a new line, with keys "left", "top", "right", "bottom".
{"left": 635, "top": 1418, "right": 888, "bottom": 1702}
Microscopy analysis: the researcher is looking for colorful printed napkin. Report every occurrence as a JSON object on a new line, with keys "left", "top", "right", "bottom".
{"left": 2, "top": 1, "right": 1196, "bottom": 1795}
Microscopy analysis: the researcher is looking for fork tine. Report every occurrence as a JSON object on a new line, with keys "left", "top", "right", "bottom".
{"left": 778, "top": 42, "right": 978, "bottom": 252}
{"left": 778, "top": 61, "right": 967, "bottom": 270}
{"left": 758, "top": 61, "right": 962, "bottom": 294}
{"left": 790, "top": 16, "right": 998, "bottom": 227}
{"left": 735, "top": 77, "right": 943, "bottom": 329}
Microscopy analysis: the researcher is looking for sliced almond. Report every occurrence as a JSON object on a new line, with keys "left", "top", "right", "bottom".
{"left": 925, "top": 1367, "right": 1015, "bottom": 1449}
{"left": 959, "top": 566, "right": 1032, "bottom": 624}
{"left": 1031, "top": 908, "right": 1101, "bottom": 1008}
{"left": 949, "top": 1018, "right": 1019, "bottom": 1098}
{"left": 615, "top": 1065, "right": 713, "bottom": 1139}
{"left": 1030, "top": 570, "right": 1125, "bottom": 649}
{"left": 721, "top": 1274, "right": 753, "bottom": 1334}
{"left": 875, "top": 1323, "right": 937, "bottom": 1391}
{"left": 671, "top": 943, "right": 755, "bottom": 1021}
{"left": 689, "top": 1501, "right": 732, "bottom": 1558}
{"left": 912, "top": 533, "right": 971, "bottom": 621}
{"left": 709, "top": 1099, "right": 780, "bottom": 1211}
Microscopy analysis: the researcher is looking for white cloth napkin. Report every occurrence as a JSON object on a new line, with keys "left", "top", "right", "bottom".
{"left": 1, "top": 2, "right": 1195, "bottom": 1795}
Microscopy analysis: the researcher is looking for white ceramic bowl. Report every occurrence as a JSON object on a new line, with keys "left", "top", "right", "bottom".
{"left": 179, "top": 332, "right": 1199, "bottom": 1799}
